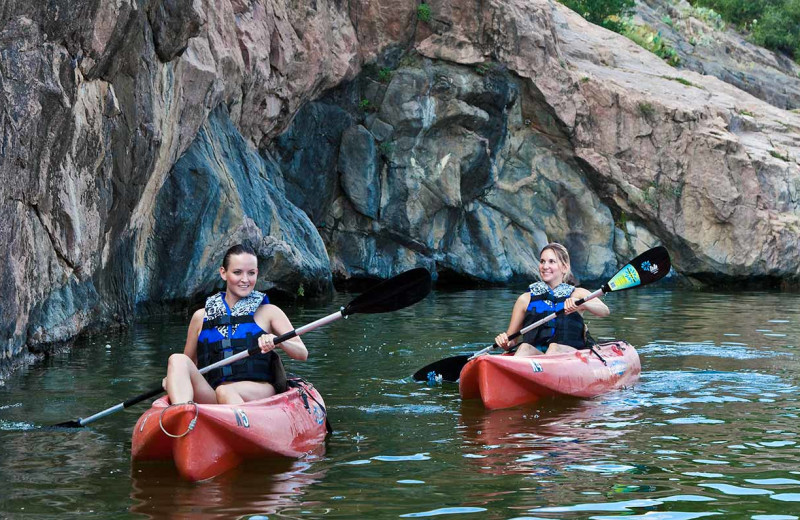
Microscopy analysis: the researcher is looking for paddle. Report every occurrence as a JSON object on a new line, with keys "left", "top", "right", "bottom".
{"left": 412, "top": 246, "right": 671, "bottom": 383}
{"left": 56, "top": 267, "right": 432, "bottom": 427}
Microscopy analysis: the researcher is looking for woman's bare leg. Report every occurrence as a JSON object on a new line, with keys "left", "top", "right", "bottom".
{"left": 165, "top": 353, "right": 217, "bottom": 404}
{"left": 545, "top": 343, "right": 578, "bottom": 355}
{"left": 215, "top": 381, "right": 277, "bottom": 405}
{"left": 513, "top": 343, "right": 546, "bottom": 357}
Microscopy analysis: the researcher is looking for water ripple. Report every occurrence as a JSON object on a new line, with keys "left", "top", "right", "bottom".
{"left": 400, "top": 507, "right": 487, "bottom": 517}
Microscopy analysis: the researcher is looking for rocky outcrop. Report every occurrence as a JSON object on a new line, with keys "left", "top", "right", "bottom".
{"left": 271, "top": 60, "right": 619, "bottom": 282}
{"left": 635, "top": 0, "right": 800, "bottom": 110}
{"left": 1, "top": 0, "right": 799, "bottom": 377}
{"left": 271, "top": 0, "right": 799, "bottom": 287}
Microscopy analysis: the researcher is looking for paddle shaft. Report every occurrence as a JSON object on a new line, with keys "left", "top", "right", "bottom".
{"left": 72, "top": 309, "right": 346, "bottom": 426}
{"left": 468, "top": 288, "right": 604, "bottom": 359}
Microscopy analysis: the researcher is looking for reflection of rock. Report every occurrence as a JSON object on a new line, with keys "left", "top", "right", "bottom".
{"left": 130, "top": 459, "right": 324, "bottom": 519}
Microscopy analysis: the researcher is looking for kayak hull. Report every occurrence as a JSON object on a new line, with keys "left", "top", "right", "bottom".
{"left": 131, "top": 382, "right": 327, "bottom": 481}
{"left": 459, "top": 341, "right": 640, "bottom": 410}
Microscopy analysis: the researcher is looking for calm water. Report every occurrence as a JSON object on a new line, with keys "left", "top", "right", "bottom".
{"left": 1, "top": 287, "right": 799, "bottom": 519}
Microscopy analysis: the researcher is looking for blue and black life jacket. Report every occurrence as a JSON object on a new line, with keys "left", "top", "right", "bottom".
{"left": 521, "top": 282, "right": 594, "bottom": 351}
{"left": 196, "top": 290, "right": 287, "bottom": 392}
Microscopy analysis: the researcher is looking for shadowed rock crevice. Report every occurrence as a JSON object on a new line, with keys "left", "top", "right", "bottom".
{"left": 146, "top": 105, "right": 333, "bottom": 302}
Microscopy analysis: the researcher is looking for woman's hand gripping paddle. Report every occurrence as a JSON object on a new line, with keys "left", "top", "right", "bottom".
{"left": 411, "top": 246, "right": 671, "bottom": 383}
{"left": 55, "top": 268, "right": 432, "bottom": 428}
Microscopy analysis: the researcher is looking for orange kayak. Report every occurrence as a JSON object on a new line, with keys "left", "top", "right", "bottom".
{"left": 131, "top": 381, "right": 328, "bottom": 481}
{"left": 459, "top": 341, "right": 641, "bottom": 410}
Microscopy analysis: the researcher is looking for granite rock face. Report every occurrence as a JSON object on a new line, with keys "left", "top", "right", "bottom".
{"left": 0, "top": 0, "right": 358, "bottom": 375}
{"left": 2, "top": 0, "right": 799, "bottom": 377}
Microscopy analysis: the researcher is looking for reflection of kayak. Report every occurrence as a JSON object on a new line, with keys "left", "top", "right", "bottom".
{"left": 459, "top": 341, "right": 641, "bottom": 410}
{"left": 130, "top": 459, "right": 325, "bottom": 518}
{"left": 131, "top": 381, "right": 328, "bottom": 481}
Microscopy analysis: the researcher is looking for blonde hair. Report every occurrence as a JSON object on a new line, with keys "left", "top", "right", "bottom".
{"left": 541, "top": 243, "right": 577, "bottom": 285}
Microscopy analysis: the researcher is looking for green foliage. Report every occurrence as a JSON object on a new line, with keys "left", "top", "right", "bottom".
{"left": 662, "top": 75, "right": 700, "bottom": 87}
{"left": 615, "top": 211, "right": 630, "bottom": 232}
{"left": 620, "top": 20, "right": 681, "bottom": 66}
{"left": 560, "top": 0, "right": 635, "bottom": 32}
{"left": 770, "top": 149, "right": 790, "bottom": 161}
{"left": 377, "top": 67, "right": 393, "bottom": 83}
{"left": 297, "top": 284, "right": 305, "bottom": 297}
{"left": 642, "top": 180, "right": 683, "bottom": 208}
{"left": 751, "top": 3, "right": 800, "bottom": 58}
{"left": 638, "top": 101, "right": 655, "bottom": 118}
{"left": 687, "top": 6, "right": 726, "bottom": 30}
{"left": 358, "top": 99, "right": 373, "bottom": 112}
{"left": 417, "top": 3, "right": 431, "bottom": 22}
{"left": 690, "top": 0, "right": 800, "bottom": 60}
{"left": 398, "top": 52, "right": 419, "bottom": 68}
{"left": 475, "top": 63, "right": 490, "bottom": 75}
{"left": 378, "top": 141, "right": 394, "bottom": 156}
{"left": 688, "top": 0, "right": 766, "bottom": 29}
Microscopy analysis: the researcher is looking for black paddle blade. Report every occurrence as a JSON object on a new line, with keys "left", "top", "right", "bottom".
{"left": 342, "top": 267, "right": 432, "bottom": 316}
{"left": 53, "top": 420, "right": 83, "bottom": 428}
{"left": 411, "top": 354, "right": 470, "bottom": 383}
{"left": 602, "top": 246, "right": 671, "bottom": 293}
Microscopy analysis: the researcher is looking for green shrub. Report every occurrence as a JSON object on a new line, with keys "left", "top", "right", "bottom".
{"left": 620, "top": 20, "right": 681, "bottom": 66}
{"left": 638, "top": 101, "right": 655, "bottom": 117}
{"left": 559, "top": 0, "right": 635, "bottom": 32}
{"left": 417, "top": 3, "right": 431, "bottom": 22}
{"left": 689, "top": 0, "right": 764, "bottom": 29}
{"left": 751, "top": 3, "right": 800, "bottom": 58}
{"left": 690, "top": 0, "right": 800, "bottom": 60}
{"left": 687, "top": 6, "right": 726, "bottom": 30}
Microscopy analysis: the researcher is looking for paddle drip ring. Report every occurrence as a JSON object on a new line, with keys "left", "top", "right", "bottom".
{"left": 159, "top": 401, "right": 199, "bottom": 438}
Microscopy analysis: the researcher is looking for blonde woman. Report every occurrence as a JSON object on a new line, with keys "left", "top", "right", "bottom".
{"left": 494, "top": 243, "right": 609, "bottom": 356}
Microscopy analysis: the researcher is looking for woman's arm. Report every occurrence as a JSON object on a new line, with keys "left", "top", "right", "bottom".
{"left": 566, "top": 287, "right": 609, "bottom": 317}
{"left": 183, "top": 309, "right": 206, "bottom": 364}
{"left": 255, "top": 305, "right": 308, "bottom": 361}
{"left": 494, "top": 293, "right": 530, "bottom": 350}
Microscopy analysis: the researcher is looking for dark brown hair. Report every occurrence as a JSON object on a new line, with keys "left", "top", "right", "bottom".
{"left": 222, "top": 243, "right": 257, "bottom": 269}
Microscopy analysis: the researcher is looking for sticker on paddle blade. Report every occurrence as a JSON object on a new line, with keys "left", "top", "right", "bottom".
{"left": 607, "top": 264, "right": 641, "bottom": 291}
{"left": 640, "top": 260, "right": 660, "bottom": 275}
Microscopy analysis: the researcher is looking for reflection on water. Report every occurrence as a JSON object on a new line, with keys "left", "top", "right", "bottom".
{"left": 0, "top": 288, "right": 799, "bottom": 518}
{"left": 130, "top": 459, "right": 324, "bottom": 519}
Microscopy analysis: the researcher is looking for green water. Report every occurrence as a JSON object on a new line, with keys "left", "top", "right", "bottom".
{"left": 1, "top": 288, "right": 799, "bottom": 519}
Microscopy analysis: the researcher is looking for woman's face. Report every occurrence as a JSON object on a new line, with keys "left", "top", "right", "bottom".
{"left": 220, "top": 253, "right": 258, "bottom": 299}
{"left": 539, "top": 248, "right": 566, "bottom": 287}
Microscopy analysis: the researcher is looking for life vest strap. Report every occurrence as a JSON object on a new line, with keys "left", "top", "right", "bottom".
{"left": 201, "top": 315, "right": 255, "bottom": 329}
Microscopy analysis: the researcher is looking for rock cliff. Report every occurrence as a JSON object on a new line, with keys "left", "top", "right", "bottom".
{"left": 1, "top": 0, "right": 798, "bottom": 377}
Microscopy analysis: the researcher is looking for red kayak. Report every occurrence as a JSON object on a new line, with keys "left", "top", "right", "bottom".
{"left": 131, "top": 380, "right": 328, "bottom": 481}
{"left": 459, "top": 341, "right": 641, "bottom": 410}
